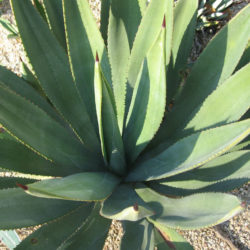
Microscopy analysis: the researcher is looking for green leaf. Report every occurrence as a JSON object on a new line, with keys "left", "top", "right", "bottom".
{"left": 94, "top": 56, "right": 107, "bottom": 164}
{"left": 33, "top": 0, "right": 47, "bottom": 22}
{"left": 0, "top": 17, "right": 19, "bottom": 37}
{"left": 94, "top": 58, "right": 126, "bottom": 175}
{"left": 109, "top": 0, "right": 141, "bottom": 50}
{"left": 183, "top": 63, "right": 250, "bottom": 132}
{"left": 154, "top": 227, "right": 193, "bottom": 250}
{"left": 124, "top": 25, "right": 166, "bottom": 163}
{"left": 136, "top": 186, "right": 243, "bottom": 230}
{"left": 59, "top": 203, "right": 111, "bottom": 250}
{"left": 126, "top": 119, "right": 250, "bottom": 182}
{"left": 153, "top": 4, "right": 250, "bottom": 148}
{"left": 25, "top": 172, "right": 120, "bottom": 201}
{"left": 121, "top": 219, "right": 155, "bottom": 250}
{"left": 0, "top": 177, "right": 37, "bottom": 189}
{"left": 11, "top": 0, "right": 100, "bottom": 151}
{"left": 151, "top": 150, "right": 250, "bottom": 196}
{"left": 43, "top": 0, "right": 66, "bottom": 49}
{"left": 0, "top": 188, "right": 83, "bottom": 229}
{"left": 229, "top": 140, "right": 250, "bottom": 152}
{"left": 107, "top": 0, "right": 131, "bottom": 132}
{"left": 0, "top": 139, "right": 75, "bottom": 177}
{"left": 21, "top": 62, "right": 45, "bottom": 98}
{"left": 15, "top": 204, "right": 93, "bottom": 250}
{"left": 126, "top": 0, "right": 168, "bottom": 109}
{"left": 63, "top": 0, "right": 111, "bottom": 84}
{"left": 164, "top": 0, "right": 174, "bottom": 66}
{"left": 0, "top": 66, "right": 60, "bottom": 124}
{"left": 167, "top": 0, "right": 198, "bottom": 103}
{"left": 63, "top": 0, "right": 98, "bottom": 131}
{"left": 236, "top": 41, "right": 250, "bottom": 71}
{"left": 100, "top": 0, "right": 111, "bottom": 43}
{"left": 100, "top": 184, "right": 154, "bottom": 221}
{"left": 0, "top": 85, "right": 102, "bottom": 171}
{"left": 138, "top": 0, "right": 148, "bottom": 14}
{"left": 148, "top": 63, "right": 250, "bottom": 157}
{"left": 0, "top": 230, "right": 20, "bottom": 249}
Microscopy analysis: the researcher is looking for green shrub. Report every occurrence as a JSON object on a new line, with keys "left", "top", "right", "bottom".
{"left": 0, "top": 0, "right": 249, "bottom": 249}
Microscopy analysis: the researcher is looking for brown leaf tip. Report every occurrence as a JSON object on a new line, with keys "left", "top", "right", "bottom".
{"left": 133, "top": 202, "right": 139, "bottom": 212}
{"left": 16, "top": 183, "right": 28, "bottom": 190}
{"left": 96, "top": 52, "right": 99, "bottom": 62}
{"left": 162, "top": 15, "right": 166, "bottom": 28}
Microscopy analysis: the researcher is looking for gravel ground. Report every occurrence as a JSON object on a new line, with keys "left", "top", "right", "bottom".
{"left": 0, "top": 0, "right": 249, "bottom": 249}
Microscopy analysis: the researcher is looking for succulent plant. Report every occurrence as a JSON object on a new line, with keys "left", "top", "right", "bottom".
{"left": 197, "top": 0, "right": 234, "bottom": 30}
{"left": 0, "top": 0, "right": 249, "bottom": 249}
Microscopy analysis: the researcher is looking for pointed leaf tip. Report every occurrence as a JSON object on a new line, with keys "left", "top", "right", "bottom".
{"left": 96, "top": 52, "right": 99, "bottom": 62}
{"left": 16, "top": 183, "right": 28, "bottom": 190}
{"left": 162, "top": 15, "right": 166, "bottom": 28}
{"left": 133, "top": 202, "right": 139, "bottom": 211}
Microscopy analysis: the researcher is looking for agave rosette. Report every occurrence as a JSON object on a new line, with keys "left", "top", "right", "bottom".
{"left": 0, "top": 0, "right": 249, "bottom": 249}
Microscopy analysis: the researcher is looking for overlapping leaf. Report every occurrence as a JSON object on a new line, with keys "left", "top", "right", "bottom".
{"left": 25, "top": 172, "right": 120, "bottom": 201}
{"left": 136, "top": 186, "right": 243, "bottom": 230}
{"left": 11, "top": 0, "right": 100, "bottom": 151}
{"left": 127, "top": 119, "right": 250, "bottom": 181}
{"left": 0, "top": 188, "right": 82, "bottom": 229}
{"left": 101, "top": 184, "right": 154, "bottom": 221}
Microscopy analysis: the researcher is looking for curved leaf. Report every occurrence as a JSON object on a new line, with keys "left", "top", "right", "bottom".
{"left": 94, "top": 58, "right": 126, "bottom": 175}
{"left": 0, "top": 85, "right": 102, "bottom": 171}
{"left": 121, "top": 219, "right": 154, "bottom": 250}
{"left": 63, "top": 0, "right": 111, "bottom": 84}
{"left": 0, "top": 188, "right": 82, "bottom": 229}
{"left": 136, "top": 186, "right": 243, "bottom": 230}
{"left": 153, "top": 4, "right": 250, "bottom": 148}
{"left": 15, "top": 204, "right": 94, "bottom": 250}
{"left": 127, "top": 119, "right": 250, "bottom": 182}
{"left": 154, "top": 227, "right": 193, "bottom": 250}
{"left": 100, "top": 0, "right": 111, "bottom": 43}
{"left": 0, "top": 66, "right": 60, "bottom": 124}
{"left": 0, "top": 177, "right": 37, "bottom": 189}
{"left": 236, "top": 40, "right": 250, "bottom": 71}
{"left": 107, "top": 0, "right": 131, "bottom": 132}
{"left": 58, "top": 203, "right": 111, "bottom": 250}
{"left": 167, "top": 0, "right": 198, "bottom": 103}
{"left": 25, "top": 172, "right": 120, "bottom": 201}
{"left": 0, "top": 139, "right": 76, "bottom": 177}
{"left": 151, "top": 150, "right": 250, "bottom": 196}
{"left": 43, "top": 0, "right": 66, "bottom": 49}
{"left": 124, "top": 24, "right": 166, "bottom": 163}
{"left": 11, "top": 0, "right": 100, "bottom": 151}
{"left": 101, "top": 184, "right": 154, "bottom": 221}
{"left": 126, "top": 0, "right": 168, "bottom": 108}
{"left": 182, "top": 63, "right": 250, "bottom": 134}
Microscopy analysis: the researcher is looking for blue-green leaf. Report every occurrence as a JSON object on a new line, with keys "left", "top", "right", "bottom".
{"left": 121, "top": 219, "right": 155, "bottom": 250}
{"left": 101, "top": 184, "right": 154, "bottom": 221}
{"left": 0, "top": 188, "right": 82, "bottom": 229}
{"left": 25, "top": 172, "right": 120, "bottom": 201}
{"left": 127, "top": 119, "right": 250, "bottom": 182}
{"left": 15, "top": 204, "right": 94, "bottom": 250}
{"left": 11, "top": 0, "right": 100, "bottom": 151}
{"left": 136, "top": 186, "right": 243, "bottom": 230}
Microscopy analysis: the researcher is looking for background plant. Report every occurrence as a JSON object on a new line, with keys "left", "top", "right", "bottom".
{"left": 197, "top": 0, "right": 234, "bottom": 30}
{"left": 0, "top": 0, "right": 249, "bottom": 249}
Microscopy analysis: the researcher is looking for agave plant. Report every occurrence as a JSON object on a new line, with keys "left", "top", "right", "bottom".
{"left": 197, "top": 0, "right": 234, "bottom": 30}
{"left": 0, "top": 0, "right": 249, "bottom": 249}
